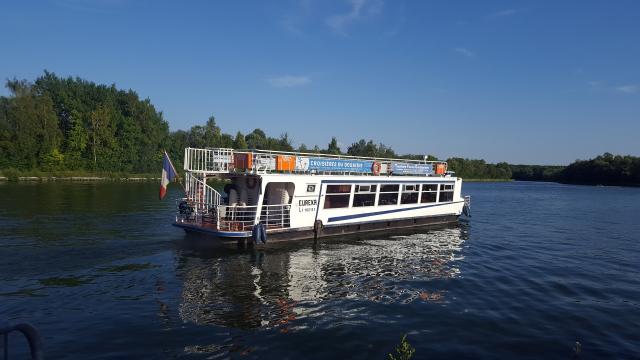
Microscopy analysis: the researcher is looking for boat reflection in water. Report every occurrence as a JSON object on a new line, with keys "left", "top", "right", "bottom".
{"left": 175, "top": 223, "right": 469, "bottom": 334}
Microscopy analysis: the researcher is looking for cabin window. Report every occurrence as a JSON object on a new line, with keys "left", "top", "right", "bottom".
{"left": 439, "top": 183, "right": 454, "bottom": 202}
{"left": 353, "top": 184, "right": 377, "bottom": 207}
{"left": 324, "top": 184, "right": 352, "bottom": 209}
{"left": 421, "top": 184, "right": 438, "bottom": 203}
{"left": 378, "top": 184, "right": 399, "bottom": 206}
{"left": 400, "top": 184, "right": 420, "bottom": 204}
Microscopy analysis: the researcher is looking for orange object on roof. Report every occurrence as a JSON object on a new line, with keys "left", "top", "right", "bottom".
{"left": 276, "top": 155, "right": 296, "bottom": 171}
{"left": 233, "top": 152, "right": 253, "bottom": 170}
{"left": 435, "top": 163, "right": 447, "bottom": 175}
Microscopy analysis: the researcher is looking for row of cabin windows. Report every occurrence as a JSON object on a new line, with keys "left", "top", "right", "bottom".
{"left": 324, "top": 183, "right": 455, "bottom": 209}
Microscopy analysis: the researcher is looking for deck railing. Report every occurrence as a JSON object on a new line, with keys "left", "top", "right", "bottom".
{"left": 217, "top": 204, "right": 291, "bottom": 231}
{"left": 175, "top": 202, "right": 291, "bottom": 232}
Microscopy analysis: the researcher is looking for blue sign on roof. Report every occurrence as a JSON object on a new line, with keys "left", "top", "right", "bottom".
{"left": 306, "top": 158, "right": 373, "bottom": 173}
{"left": 391, "top": 162, "right": 433, "bottom": 175}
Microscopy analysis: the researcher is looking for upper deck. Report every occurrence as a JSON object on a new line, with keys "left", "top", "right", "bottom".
{"left": 183, "top": 148, "right": 449, "bottom": 178}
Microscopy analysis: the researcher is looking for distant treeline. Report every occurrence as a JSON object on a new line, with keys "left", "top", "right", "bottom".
{"left": 510, "top": 164, "right": 564, "bottom": 182}
{"left": 0, "top": 72, "right": 637, "bottom": 185}
{"left": 509, "top": 154, "right": 640, "bottom": 186}
{"left": 559, "top": 153, "right": 640, "bottom": 186}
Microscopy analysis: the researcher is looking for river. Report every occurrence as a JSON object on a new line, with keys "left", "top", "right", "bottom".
{"left": 1, "top": 181, "right": 638, "bottom": 359}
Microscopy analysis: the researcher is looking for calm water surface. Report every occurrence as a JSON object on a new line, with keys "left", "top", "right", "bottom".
{"left": 1, "top": 181, "right": 639, "bottom": 359}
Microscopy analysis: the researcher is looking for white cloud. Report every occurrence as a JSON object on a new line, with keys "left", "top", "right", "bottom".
{"left": 487, "top": 9, "right": 526, "bottom": 19}
{"left": 615, "top": 84, "right": 639, "bottom": 94}
{"left": 326, "top": 0, "right": 383, "bottom": 35}
{"left": 266, "top": 75, "right": 311, "bottom": 88}
{"left": 453, "top": 47, "right": 475, "bottom": 58}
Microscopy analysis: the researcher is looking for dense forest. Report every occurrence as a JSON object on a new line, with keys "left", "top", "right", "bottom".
{"left": 510, "top": 164, "right": 564, "bottom": 182}
{"left": 0, "top": 72, "right": 513, "bottom": 178}
{"left": 1, "top": 72, "right": 637, "bottom": 185}
{"left": 559, "top": 153, "right": 640, "bottom": 186}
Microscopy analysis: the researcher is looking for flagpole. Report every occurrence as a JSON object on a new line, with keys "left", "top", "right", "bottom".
{"left": 164, "top": 150, "right": 186, "bottom": 194}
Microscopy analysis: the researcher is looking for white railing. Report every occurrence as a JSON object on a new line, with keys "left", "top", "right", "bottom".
{"left": 216, "top": 204, "right": 291, "bottom": 232}
{"left": 185, "top": 172, "right": 222, "bottom": 213}
{"left": 183, "top": 147, "right": 449, "bottom": 177}
{"left": 216, "top": 205, "right": 258, "bottom": 231}
{"left": 184, "top": 147, "right": 234, "bottom": 173}
{"left": 217, "top": 204, "right": 291, "bottom": 231}
{"left": 176, "top": 202, "right": 292, "bottom": 233}
{"left": 259, "top": 204, "right": 291, "bottom": 229}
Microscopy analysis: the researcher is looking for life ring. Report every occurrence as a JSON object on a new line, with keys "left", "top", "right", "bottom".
{"left": 371, "top": 161, "right": 381, "bottom": 175}
{"left": 246, "top": 176, "right": 258, "bottom": 189}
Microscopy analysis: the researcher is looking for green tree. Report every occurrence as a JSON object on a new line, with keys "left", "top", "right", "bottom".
{"left": 65, "top": 110, "right": 88, "bottom": 169}
{"left": 347, "top": 139, "right": 396, "bottom": 158}
{"left": 89, "top": 104, "right": 116, "bottom": 170}
{"left": 233, "top": 131, "right": 248, "bottom": 149}
{"left": 4, "top": 79, "right": 61, "bottom": 169}
{"left": 246, "top": 128, "right": 266, "bottom": 149}
{"left": 204, "top": 116, "right": 221, "bottom": 146}
{"left": 327, "top": 137, "right": 341, "bottom": 155}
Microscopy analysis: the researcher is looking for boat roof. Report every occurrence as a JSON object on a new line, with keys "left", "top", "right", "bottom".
{"left": 183, "top": 147, "right": 450, "bottom": 178}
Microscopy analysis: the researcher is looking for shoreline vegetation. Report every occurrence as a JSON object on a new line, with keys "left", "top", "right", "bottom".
{"left": 1, "top": 71, "right": 638, "bottom": 187}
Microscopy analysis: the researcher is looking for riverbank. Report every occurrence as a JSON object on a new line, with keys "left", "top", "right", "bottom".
{"left": 464, "top": 178, "right": 513, "bottom": 182}
{"left": 0, "top": 176, "right": 160, "bottom": 182}
{"left": 0, "top": 173, "right": 514, "bottom": 183}
{"left": 0, "top": 170, "right": 159, "bottom": 182}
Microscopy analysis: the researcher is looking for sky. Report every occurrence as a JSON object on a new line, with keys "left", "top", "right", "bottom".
{"left": 1, "top": 0, "right": 639, "bottom": 165}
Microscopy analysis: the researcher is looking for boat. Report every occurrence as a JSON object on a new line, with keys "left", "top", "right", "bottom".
{"left": 173, "top": 147, "right": 471, "bottom": 243}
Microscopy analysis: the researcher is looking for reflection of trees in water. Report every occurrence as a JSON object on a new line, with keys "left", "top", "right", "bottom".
{"left": 295, "top": 226, "right": 468, "bottom": 304}
{"left": 176, "top": 224, "right": 469, "bottom": 330}
{"left": 177, "top": 251, "right": 291, "bottom": 329}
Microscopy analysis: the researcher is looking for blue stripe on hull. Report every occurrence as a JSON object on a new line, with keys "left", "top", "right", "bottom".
{"left": 327, "top": 200, "right": 464, "bottom": 223}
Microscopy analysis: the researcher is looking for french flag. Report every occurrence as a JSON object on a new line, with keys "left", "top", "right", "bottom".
{"left": 160, "top": 151, "right": 178, "bottom": 200}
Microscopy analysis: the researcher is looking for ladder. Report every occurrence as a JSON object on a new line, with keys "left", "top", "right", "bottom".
{"left": 185, "top": 172, "right": 222, "bottom": 213}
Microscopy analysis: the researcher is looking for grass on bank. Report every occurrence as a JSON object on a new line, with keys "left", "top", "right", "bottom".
{"left": 0, "top": 168, "right": 159, "bottom": 181}
{"left": 1, "top": 168, "right": 513, "bottom": 184}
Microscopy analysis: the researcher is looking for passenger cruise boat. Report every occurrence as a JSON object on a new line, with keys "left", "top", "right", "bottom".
{"left": 173, "top": 147, "right": 470, "bottom": 243}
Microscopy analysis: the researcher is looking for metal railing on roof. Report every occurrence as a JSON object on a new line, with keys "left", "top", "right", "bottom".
{"left": 247, "top": 148, "right": 444, "bottom": 165}
{"left": 182, "top": 147, "right": 448, "bottom": 177}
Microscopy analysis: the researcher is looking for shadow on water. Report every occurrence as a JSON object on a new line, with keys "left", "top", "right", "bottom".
{"left": 172, "top": 223, "right": 470, "bottom": 332}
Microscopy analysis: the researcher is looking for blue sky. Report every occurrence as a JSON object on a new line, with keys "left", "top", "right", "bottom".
{"left": 1, "top": 0, "right": 639, "bottom": 164}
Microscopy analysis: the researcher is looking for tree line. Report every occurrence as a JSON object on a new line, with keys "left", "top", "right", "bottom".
{"left": 1, "top": 72, "right": 637, "bottom": 185}
{"left": 0, "top": 72, "right": 509, "bottom": 178}
{"left": 559, "top": 153, "right": 640, "bottom": 186}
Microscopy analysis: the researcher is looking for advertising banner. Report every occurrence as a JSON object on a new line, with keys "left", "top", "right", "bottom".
{"left": 391, "top": 162, "right": 433, "bottom": 175}
{"left": 297, "top": 157, "right": 373, "bottom": 173}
